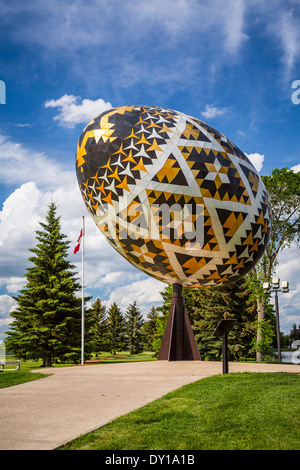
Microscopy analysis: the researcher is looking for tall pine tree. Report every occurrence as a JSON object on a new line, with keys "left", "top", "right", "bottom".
{"left": 106, "top": 302, "right": 127, "bottom": 355}
{"left": 141, "top": 306, "right": 159, "bottom": 351}
{"left": 189, "top": 278, "right": 257, "bottom": 361}
{"left": 5, "top": 203, "right": 83, "bottom": 366}
{"left": 125, "top": 301, "right": 144, "bottom": 354}
{"left": 89, "top": 297, "right": 109, "bottom": 354}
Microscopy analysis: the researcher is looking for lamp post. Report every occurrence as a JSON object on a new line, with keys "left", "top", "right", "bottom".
{"left": 263, "top": 278, "right": 289, "bottom": 363}
{"left": 212, "top": 319, "right": 236, "bottom": 374}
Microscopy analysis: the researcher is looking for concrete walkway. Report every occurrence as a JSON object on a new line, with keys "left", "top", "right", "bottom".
{"left": 0, "top": 360, "right": 299, "bottom": 450}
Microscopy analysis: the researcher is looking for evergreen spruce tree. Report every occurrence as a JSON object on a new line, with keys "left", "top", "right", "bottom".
{"left": 225, "top": 278, "right": 257, "bottom": 359}
{"left": 185, "top": 284, "right": 231, "bottom": 360}
{"left": 151, "top": 286, "right": 172, "bottom": 356}
{"left": 125, "top": 301, "right": 144, "bottom": 354}
{"left": 5, "top": 203, "right": 84, "bottom": 366}
{"left": 141, "top": 306, "right": 159, "bottom": 351}
{"left": 154, "top": 279, "right": 257, "bottom": 360}
{"left": 152, "top": 314, "right": 168, "bottom": 357}
{"left": 186, "top": 278, "right": 257, "bottom": 360}
{"left": 106, "top": 302, "right": 127, "bottom": 355}
{"left": 89, "top": 297, "right": 108, "bottom": 354}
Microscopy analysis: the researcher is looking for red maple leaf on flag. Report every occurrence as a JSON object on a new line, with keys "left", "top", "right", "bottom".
{"left": 74, "top": 229, "right": 83, "bottom": 254}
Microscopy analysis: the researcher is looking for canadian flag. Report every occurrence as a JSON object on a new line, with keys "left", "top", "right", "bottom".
{"left": 74, "top": 229, "right": 83, "bottom": 254}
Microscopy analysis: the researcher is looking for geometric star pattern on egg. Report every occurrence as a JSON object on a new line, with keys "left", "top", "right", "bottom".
{"left": 76, "top": 105, "right": 272, "bottom": 288}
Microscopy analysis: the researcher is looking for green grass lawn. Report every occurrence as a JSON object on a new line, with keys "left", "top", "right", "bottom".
{"left": 60, "top": 372, "right": 300, "bottom": 451}
{"left": 88, "top": 351, "right": 156, "bottom": 364}
{"left": 0, "top": 352, "right": 155, "bottom": 389}
{"left": 0, "top": 359, "right": 50, "bottom": 388}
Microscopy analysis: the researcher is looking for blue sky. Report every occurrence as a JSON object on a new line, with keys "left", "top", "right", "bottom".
{"left": 0, "top": 0, "right": 299, "bottom": 340}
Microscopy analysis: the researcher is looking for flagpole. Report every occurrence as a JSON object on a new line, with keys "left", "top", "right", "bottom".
{"left": 81, "top": 216, "right": 85, "bottom": 366}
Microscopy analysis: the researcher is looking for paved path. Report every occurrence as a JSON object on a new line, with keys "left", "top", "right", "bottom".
{"left": 0, "top": 360, "right": 299, "bottom": 450}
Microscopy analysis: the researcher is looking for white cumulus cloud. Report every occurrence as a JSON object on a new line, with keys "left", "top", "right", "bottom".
{"left": 0, "top": 294, "right": 17, "bottom": 319}
{"left": 201, "top": 104, "right": 229, "bottom": 120}
{"left": 0, "top": 134, "right": 72, "bottom": 189}
{"left": 45, "top": 95, "right": 112, "bottom": 128}
{"left": 291, "top": 163, "right": 300, "bottom": 173}
{"left": 104, "top": 277, "right": 164, "bottom": 317}
{"left": 0, "top": 294, "right": 17, "bottom": 339}
{"left": 245, "top": 152, "right": 264, "bottom": 172}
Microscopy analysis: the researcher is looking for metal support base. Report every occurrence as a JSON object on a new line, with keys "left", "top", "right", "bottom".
{"left": 157, "top": 283, "right": 201, "bottom": 361}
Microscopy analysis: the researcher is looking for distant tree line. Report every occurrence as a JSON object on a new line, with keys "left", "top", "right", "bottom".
{"left": 88, "top": 298, "right": 146, "bottom": 356}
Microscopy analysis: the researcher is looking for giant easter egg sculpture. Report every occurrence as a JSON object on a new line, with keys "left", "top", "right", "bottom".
{"left": 76, "top": 105, "right": 271, "bottom": 289}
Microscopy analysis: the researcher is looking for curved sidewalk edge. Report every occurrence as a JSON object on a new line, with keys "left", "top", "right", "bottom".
{"left": 0, "top": 360, "right": 299, "bottom": 450}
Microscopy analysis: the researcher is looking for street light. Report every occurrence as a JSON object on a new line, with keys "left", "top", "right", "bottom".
{"left": 263, "top": 278, "right": 289, "bottom": 362}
